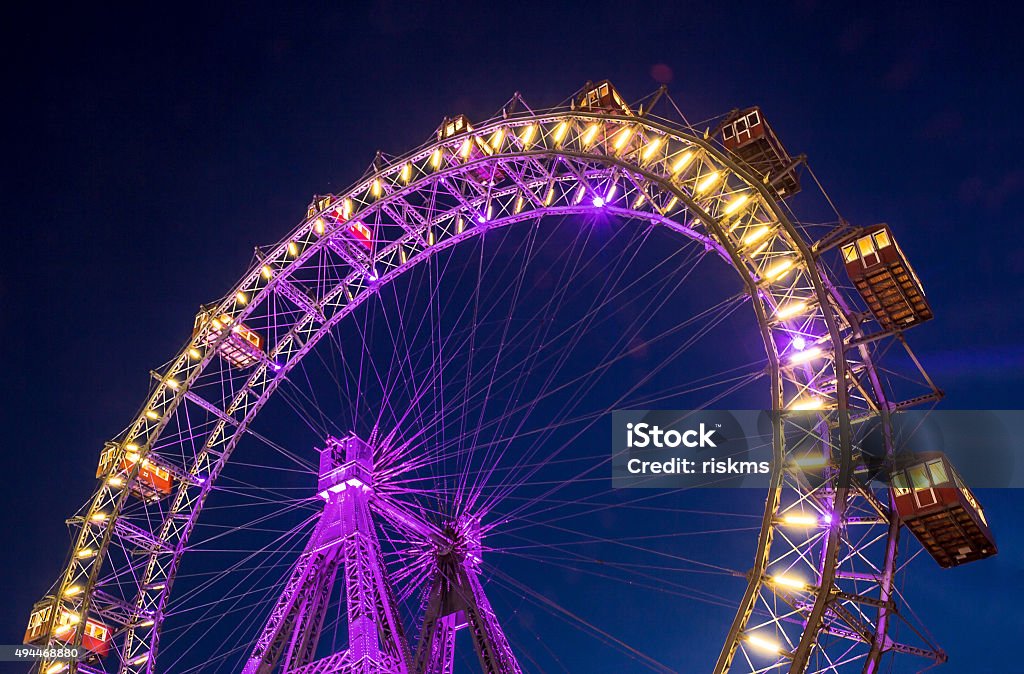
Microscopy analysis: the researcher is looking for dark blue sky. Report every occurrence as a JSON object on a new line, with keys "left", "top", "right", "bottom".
{"left": 2, "top": 1, "right": 1021, "bottom": 670}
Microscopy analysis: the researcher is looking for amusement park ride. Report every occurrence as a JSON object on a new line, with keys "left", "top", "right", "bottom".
{"left": 24, "top": 80, "right": 998, "bottom": 673}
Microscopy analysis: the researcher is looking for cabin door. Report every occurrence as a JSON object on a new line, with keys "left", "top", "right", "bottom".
{"left": 914, "top": 486, "right": 938, "bottom": 508}
{"left": 857, "top": 237, "right": 881, "bottom": 268}
{"left": 908, "top": 464, "right": 938, "bottom": 508}
{"left": 734, "top": 117, "right": 752, "bottom": 144}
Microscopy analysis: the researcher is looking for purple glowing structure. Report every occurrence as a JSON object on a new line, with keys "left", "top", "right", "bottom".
{"left": 413, "top": 517, "right": 521, "bottom": 674}
{"left": 240, "top": 434, "right": 520, "bottom": 674}
{"left": 242, "top": 436, "right": 410, "bottom": 674}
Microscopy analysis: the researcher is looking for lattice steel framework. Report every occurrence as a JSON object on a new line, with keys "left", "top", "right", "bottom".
{"left": 33, "top": 83, "right": 945, "bottom": 674}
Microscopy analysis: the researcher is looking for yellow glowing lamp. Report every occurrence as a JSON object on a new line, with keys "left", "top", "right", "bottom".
{"left": 695, "top": 170, "right": 721, "bottom": 194}
{"left": 745, "top": 633, "right": 783, "bottom": 654}
{"left": 789, "top": 397, "right": 824, "bottom": 411}
{"left": 552, "top": 121, "right": 569, "bottom": 144}
{"left": 791, "top": 454, "right": 829, "bottom": 470}
{"left": 774, "top": 300, "right": 808, "bottom": 320}
{"left": 743, "top": 225, "right": 771, "bottom": 246}
{"left": 789, "top": 347, "right": 823, "bottom": 365}
{"left": 613, "top": 126, "right": 633, "bottom": 150}
{"left": 520, "top": 124, "right": 536, "bottom": 148}
{"left": 763, "top": 258, "right": 795, "bottom": 281}
{"left": 641, "top": 137, "right": 663, "bottom": 161}
{"left": 723, "top": 194, "right": 749, "bottom": 215}
{"left": 671, "top": 151, "right": 695, "bottom": 173}
{"left": 769, "top": 574, "right": 806, "bottom": 590}
{"left": 490, "top": 128, "right": 505, "bottom": 151}
{"left": 780, "top": 512, "right": 819, "bottom": 526}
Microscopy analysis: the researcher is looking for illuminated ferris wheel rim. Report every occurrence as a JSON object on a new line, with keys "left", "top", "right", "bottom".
{"left": 42, "top": 82, "right": 934, "bottom": 674}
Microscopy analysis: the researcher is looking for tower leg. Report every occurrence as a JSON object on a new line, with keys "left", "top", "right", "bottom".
{"left": 242, "top": 545, "right": 342, "bottom": 674}
{"left": 412, "top": 521, "right": 521, "bottom": 674}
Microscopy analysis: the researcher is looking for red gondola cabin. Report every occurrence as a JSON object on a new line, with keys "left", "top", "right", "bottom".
{"left": 194, "top": 307, "right": 265, "bottom": 369}
{"left": 306, "top": 194, "right": 334, "bottom": 219}
{"left": 347, "top": 221, "right": 373, "bottom": 250}
{"left": 96, "top": 442, "right": 173, "bottom": 500}
{"left": 841, "top": 225, "right": 933, "bottom": 330}
{"left": 437, "top": 115, "right": 504, "bottom": 186}
{"left": 309, "top": 196, "right": 376, "bottom": 252}
{"left": 721, "top": 107, "right": 801, "bottom": 198}
{"left": 24, "top": 598, "right": 112, "bottom": 658}
{"left": 575, "top": 81, "right": 639, "bottom": 157}
{"left": 891, "top": 453, "right": 997, "bottom": 568}
{"left": 578, "top": 80, "right": 631, "bottom": 116}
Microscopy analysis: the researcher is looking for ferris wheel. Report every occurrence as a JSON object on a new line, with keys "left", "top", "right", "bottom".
{"left": 24, "top": 80, "right": 998, "bottom": 674}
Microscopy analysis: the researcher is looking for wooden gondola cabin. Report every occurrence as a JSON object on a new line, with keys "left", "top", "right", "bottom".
{"left": 578, "top": 80, "right": 631, "bottom": 116}
{"left": 24, "top": 598, "right": 111, "bottom": 658}
{"left": 437, "top": 114, "right": 504, "bottom": 186}
{"left": 96, "top": 442, "right": 173, "bottom": 501}
{"left": 306, "top": 194, "right": 334, "bottom": 219}
{"left": 841, "top": 225, "right": 933, "bottom": 330}
{"left": 308, "top": 195, "right": 375, "bottom": 252}
{"left": 891, "top": 453, "right": 997, "bottom": 568}
{"left": 194, "top": 307, "right": 265, "bottom": 369}
{"left": 721, "top": 107, "right": 801, "bottom": 198}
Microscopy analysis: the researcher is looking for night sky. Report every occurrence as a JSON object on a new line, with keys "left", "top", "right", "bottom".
{"left": 2, "top": 2, "right": 1022, "bottom": 671}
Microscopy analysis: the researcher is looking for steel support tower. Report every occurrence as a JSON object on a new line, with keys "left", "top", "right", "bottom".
{"left": 242, "top": 435, "right": 411, "bottom": 674}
